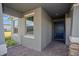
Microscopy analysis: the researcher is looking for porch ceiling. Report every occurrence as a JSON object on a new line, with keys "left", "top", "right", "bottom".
{"left": 3, "top": 3, "right": 72, "bottom": 18}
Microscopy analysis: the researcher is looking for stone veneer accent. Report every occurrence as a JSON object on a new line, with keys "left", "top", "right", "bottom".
{"left": 69, "top": 43, "right": 79, "bottom": 56}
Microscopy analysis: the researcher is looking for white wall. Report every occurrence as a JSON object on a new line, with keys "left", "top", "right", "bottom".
{"left": 72, "top": 6, "right": 79, "bottom": 37}
{"left": 41, "top": 8, "right": 53, "bottom": 49}
{"left": 65, "top": 13, "right": 72, "bottom": 45}
{"left": 69, "top": 4, "right": 79, "bottom": 43}
{"left": 17, "top": 18, "right": 26, "bottom": 45}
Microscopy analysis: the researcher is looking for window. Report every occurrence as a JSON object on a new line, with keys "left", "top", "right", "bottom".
{"left": 25, "top": 16, "right": 34, "bottom": 34}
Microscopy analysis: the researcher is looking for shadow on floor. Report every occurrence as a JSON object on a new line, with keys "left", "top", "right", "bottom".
{"left": 7, "top": 41, "right": 68, "bottom": 56}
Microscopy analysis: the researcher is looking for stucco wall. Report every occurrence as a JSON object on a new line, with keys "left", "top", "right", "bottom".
{"left": 65, "top": 13, "right": 72, "bottom": 45}
{"left": 21, "top": 7, "right": 42, "bottom": 51}
{"left": 72, "top": 6, "right": 79, "bottom": 37}
{"left": 21, "top": 7, "right": 53, "bottom": 51}
{"left": 69, "top": 4, "right": 79, "bottom": 43}
{"left": 41, "top": 8, "right": 53, "bottom": 49}
{"left": 17, "top": 18, "right": 26, "bottom": 45}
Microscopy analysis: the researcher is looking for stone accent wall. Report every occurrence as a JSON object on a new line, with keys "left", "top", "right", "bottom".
{"left": 69, "top": 42, "right": 79, "bottom": 56}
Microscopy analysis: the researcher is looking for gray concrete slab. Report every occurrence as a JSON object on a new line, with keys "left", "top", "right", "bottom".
{"left": 7, "top": 41, "right": 68, "bottom": 56}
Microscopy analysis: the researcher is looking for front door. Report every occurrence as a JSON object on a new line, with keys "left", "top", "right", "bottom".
{"left": 54, "top": 21, "right": 65, "bottom": 43}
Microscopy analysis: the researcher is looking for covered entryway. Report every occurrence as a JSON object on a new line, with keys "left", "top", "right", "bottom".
{"left": 54, "top": 20, "right": 65, "bottom": 43}
{"left": 0, "top": 3, "right": 75, "bottom": 56}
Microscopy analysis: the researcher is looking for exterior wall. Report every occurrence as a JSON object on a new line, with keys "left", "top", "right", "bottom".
{"left": 3, "top": 6, "right": 43, "bottom": 51}
{"left": 41, "top": 8, "right": 53, "bottom": 49}
{"left": 21, "top": 7, "right": 42, "bottom": 51}
{"left": 0, "top": 4, "right": 7, "bottom": 55}
{"left": 20, "top": 7, "right": 53, "bottom": 51}
{"left": 69, "top": 4, "right": 79, "bottom": 43}
{"left": 72, "top": 6, "right": 79, "bottom": 37}
{"left": 65, "top": 13, "right": 72, "bottom": 45}
{"left": 69, "top": 4, "right": 79, "bottom": 56}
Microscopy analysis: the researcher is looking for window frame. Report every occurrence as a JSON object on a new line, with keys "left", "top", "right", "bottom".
{"left": 25, "top": 15, "right": 34, "bottom": 35}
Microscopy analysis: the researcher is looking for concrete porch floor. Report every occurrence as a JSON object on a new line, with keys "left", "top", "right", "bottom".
{"left": 7, "top": 41, "right": 68, "bottom": 56}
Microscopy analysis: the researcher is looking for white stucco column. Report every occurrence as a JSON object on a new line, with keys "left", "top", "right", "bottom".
{"left": 69, "top": 4, "right": 79, "bottom": 56}
{"left": 72, "top": 4, "right": 79, "bottom": 37}
{"left": 65, "top": 13, "right": 72, "bottom": 45}
{"left": 70, "top": 4, "right": 79, "bottom": 43}
{"left": 18, "top": 18, "right": 25, "bottom": 44}
{"left": 0, "top": 3, "right": 7, "bottom": 56}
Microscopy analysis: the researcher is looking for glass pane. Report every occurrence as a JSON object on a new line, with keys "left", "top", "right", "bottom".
{"left": 26, "top": 16, "right": 34, "bottom": 34}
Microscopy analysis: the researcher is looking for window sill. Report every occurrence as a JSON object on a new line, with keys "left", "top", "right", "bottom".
{"left": 24, "top": 34, "right": 34, "bottom": 39}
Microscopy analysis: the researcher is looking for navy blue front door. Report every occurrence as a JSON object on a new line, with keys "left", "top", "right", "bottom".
{"left": 54, "top": 21, "right": 65, "bottom": 42}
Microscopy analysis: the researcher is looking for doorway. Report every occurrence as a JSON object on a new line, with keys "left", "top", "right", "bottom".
{"left": 54, "top": 21, "right": 65, "bottom": 43}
